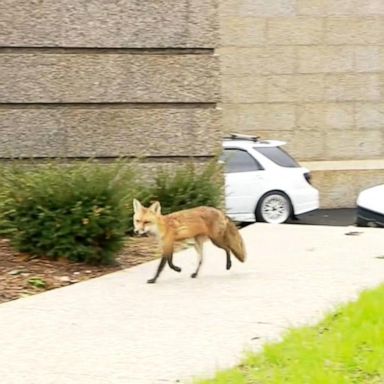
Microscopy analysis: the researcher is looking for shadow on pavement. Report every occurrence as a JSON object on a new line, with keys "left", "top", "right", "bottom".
{"left": 290, "top": 208, "right": 357, "bottom": 227}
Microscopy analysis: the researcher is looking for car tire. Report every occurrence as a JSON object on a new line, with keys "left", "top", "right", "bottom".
{"left": 256, "top": 191, "right": 292, "bottom": 224}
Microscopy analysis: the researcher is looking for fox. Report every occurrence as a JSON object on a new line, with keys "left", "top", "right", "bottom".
{"left": 133, "top": 199, "right": 246, "bottom": 284}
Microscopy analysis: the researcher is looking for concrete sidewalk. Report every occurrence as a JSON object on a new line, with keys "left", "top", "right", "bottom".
{"left": 0, "top": 224, "right": 384, "bottom": 384}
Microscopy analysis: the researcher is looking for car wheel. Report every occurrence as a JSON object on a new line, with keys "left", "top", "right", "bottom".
{"left": 256, "top": 191, "right": 292, "bottom": 224}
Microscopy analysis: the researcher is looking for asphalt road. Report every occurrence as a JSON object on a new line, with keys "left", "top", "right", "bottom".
{"left": 291, "top": 208, "right": 357, "bottom": 227}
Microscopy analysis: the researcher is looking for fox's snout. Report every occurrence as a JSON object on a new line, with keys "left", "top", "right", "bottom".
{"left": 133, "top": 229, "right": 148, "bottom": 237}
{"left": 133, "top": 227, "right": 149, "bottom": 237}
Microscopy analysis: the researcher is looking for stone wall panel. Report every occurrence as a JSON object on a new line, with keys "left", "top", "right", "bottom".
{"left": 325, "top": 17, "right": 384, "bottom": 44}
{"left": 219, "top": 47, "right": 296, "bottom": 75}
{"left": 0, "top": 107, "right": 221, "bottom": 158}
{"left": 0, "top": 0, "right": 217, "bottom": 48}
{"left": 220, "top": 0, "right": 296, "bottom": 17}
{"left": 0, "top": 54, "right": 219, "bottom": 103}
{"left": 222, "top": 103, "right": 295, "bottom": 133}
{"left": 267, "top": 17, "right": 324, "bottom": 45}
{"left": 220, "top": 17, "right": 266, "bottom": 46}
{"left": 324, "top": 74, "right": 381, "bottom": 102}
{"left": 298, "top": 46, "right": 354, "bottom": 73}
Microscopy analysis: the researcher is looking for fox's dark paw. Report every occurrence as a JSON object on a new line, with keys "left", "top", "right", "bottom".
{"left": 191, "top": 272, "right": 198, "bottom": 278}
{"left": 147, "top": 278, "right": 157, "bottom": 284}
{"left": 170, "top": 265, "right": 182, "bottom": 273}
{"left": 226, "top": 263, "right": 232, "bottom": 270}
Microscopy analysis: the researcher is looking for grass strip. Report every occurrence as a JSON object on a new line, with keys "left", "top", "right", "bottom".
{"left": 198, "top": 284, "right": 384, "bottom": 384}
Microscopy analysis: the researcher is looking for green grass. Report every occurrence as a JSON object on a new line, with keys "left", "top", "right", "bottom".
{"left": 198, "top": 285, "right": 384, "bottom": 384}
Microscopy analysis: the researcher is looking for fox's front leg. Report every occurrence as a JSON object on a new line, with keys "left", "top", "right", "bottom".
{"left": 147, "top": 257, "right": 167, "bottom": 284}
{"left": 168, "top": 254, "right": 181, "bottom": 273}
{"left": 163, "top": 239, "right": 181, "bottom": 273}
{"left": 147, "top": 237, "right": 181, "bottom": 284}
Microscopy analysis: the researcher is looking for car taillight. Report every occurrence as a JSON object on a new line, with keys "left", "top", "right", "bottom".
{"left": 304, "top": 172, "right": 312, "bottom": 184}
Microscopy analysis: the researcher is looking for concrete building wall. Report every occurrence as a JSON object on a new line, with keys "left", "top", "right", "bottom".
{"left": 0, "top": 0, "right": 220, "bottom": 162}
{"left": 219, "top": 0, "right": 384, "bottom": 207}
{"left": 2, "top": 0, "right": 383, "bottom": 207}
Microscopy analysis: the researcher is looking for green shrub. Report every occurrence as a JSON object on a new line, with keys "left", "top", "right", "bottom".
{"left": 1, "top": 161, "right": 137, "bottom": 265}
{"left": 147, "top": 159, "right": 223, "bottom": 215}
{"left": 0, "top": 179, "right": 14, "bottom": 236}
{"left": 0, "top": 158, "right": 223, "bottom": 264}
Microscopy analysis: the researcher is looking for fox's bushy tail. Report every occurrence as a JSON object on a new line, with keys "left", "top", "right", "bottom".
{"left": 224, "top": 218, "right": 246, "bottom": 262}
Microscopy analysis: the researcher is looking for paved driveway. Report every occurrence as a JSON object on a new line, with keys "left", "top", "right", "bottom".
{"left": 291, "top": 208, "right": 356, "bottom": 226}
{"left": 0, "top": 224, "right": 383, "bottom": 383}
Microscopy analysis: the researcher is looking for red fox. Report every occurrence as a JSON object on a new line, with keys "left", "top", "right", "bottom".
{"left": 133, "top": 199, "right": 246, "bottom": 283}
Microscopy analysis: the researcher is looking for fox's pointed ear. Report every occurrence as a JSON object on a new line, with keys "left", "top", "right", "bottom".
{"left": 149, "top": 201, "right": 161, "bottom": 215}
{"left": 133, "top": 199, "right": 143, "bottom": 213}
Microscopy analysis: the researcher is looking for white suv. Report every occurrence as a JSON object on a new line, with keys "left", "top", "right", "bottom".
{"left": 221, "top": 134, "right": 319, "bottom": 224}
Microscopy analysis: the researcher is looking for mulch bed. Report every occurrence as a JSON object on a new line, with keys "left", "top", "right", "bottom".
{"left": 0, "top": 237, "right": 164, "bottom": 304}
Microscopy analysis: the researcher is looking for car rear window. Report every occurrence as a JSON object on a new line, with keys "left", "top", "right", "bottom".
{"left": 221, "top": 149, "right": 263, "bottom": 173}
{"left": 254, "top": 146, "right": 299, "bottom": 168}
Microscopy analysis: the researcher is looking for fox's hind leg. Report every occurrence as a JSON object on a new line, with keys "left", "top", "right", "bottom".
{"left": 226, "top": 250, "right": 232, "bottom": 270}
{"left": 225, "top": 249, "right": 232, "bottom": 270}
{"left": 191, "top": 236, "right": 205, "bottom": 278}
{"left": 210, "top": 237, "right": 232, "bottom": 270}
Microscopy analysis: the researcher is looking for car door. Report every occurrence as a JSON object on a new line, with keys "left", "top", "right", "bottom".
{"left": 221, "top": 148, "right": 265, "bottom": 221}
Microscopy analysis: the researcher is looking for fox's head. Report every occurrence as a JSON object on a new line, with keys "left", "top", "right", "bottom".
{"left": 132, "top": 199, "right": 162, "bottom": 236}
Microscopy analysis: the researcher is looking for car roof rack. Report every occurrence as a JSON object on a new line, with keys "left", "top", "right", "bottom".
{"left": 224, "top": 133, "right": 260, "bottom": 142}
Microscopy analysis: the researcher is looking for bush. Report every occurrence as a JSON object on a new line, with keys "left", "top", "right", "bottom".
{"left": 147, "top": 159, "right": 223, "bottom": 215}
{"left": 0, "top": 158, "right": 223, "bottom": 265}
{"left": 0, "top": 161, "right": 137, "bottom": 265}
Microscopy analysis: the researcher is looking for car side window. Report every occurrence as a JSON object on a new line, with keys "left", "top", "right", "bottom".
{"left": 221, "top": 149, "right": 263, "bottom": 173}
{"left": 254, "top": 146, "right": 299, "bottom": 168}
